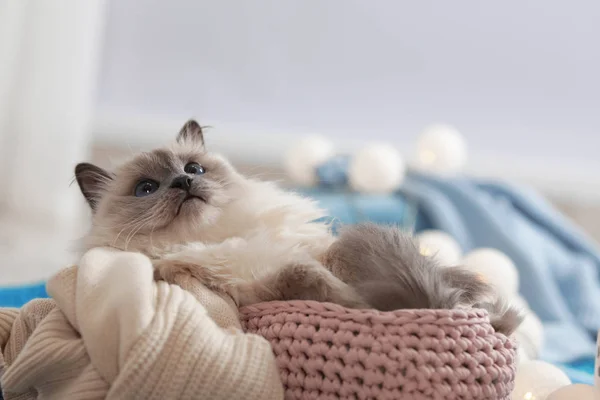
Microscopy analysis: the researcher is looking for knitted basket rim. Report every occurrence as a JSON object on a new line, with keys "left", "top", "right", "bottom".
{"left": 241, "top": 300, "right": 516, "bottom": 399}
{"left": 240, "top": 300, "right": 497, "bottom": 330}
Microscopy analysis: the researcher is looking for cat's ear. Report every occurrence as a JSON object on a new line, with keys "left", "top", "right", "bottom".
{"left": 177, "top": 119, "right": 204, "bottom": 147}
{"left": 74, "top": 163, "right": 113, "bottom": 212}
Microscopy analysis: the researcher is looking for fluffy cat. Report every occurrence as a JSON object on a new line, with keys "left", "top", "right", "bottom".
{"left": 75, "top": 120, "right": 522, "bottom": 334}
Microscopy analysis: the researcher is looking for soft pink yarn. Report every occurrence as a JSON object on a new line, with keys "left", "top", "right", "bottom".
{"left": 241, "top": 301, "right": 516, "bottom": 400}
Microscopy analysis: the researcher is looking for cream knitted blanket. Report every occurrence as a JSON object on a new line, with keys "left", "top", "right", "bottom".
{"left": 0, "top": 248, "right": 284, "bottom": 400}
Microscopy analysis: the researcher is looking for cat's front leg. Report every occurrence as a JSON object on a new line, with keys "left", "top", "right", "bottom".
{"left": 237, "top": 259, "right": 370, "bottom": 309}
{"left": 153, "top": 258, "right": 240, "bottom": 292}
{"left": 152, "top": 243, "right": 244, "bottom": 297}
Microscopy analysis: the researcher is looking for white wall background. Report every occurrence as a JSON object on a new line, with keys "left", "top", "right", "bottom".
{"left": 0, "top": 0, "right": 107, "bottom": 284}
{"left": 96, "top": 0, "right": 600, "bottom": 188}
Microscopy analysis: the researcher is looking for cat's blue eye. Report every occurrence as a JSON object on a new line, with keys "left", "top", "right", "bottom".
{"left": 134, "top": 179, "right": 160, "bottom": 197}
{"left": 184, "top": 162, "right": 205, "bottom": 175}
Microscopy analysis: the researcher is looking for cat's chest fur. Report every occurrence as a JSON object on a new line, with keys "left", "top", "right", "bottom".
{"left": 156, "top": 181, "right": 335, "bottom": 282}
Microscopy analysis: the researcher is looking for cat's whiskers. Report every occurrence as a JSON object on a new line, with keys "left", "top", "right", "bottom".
{"left": 112, "top": 210, "right": 154, "bottom": 247}
{"left": 124, "top": 216, "right": 154, "bottom": 250}
{"left": 147, "top": 221, "right": 159, "bottom": 255}
{"left": 246, "top": 173, "right": 287, "bottom": 182}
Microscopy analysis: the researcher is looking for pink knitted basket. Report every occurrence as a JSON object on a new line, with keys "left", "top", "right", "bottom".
{"left": 240, "top": 301, "right": 516, "bottom": 400}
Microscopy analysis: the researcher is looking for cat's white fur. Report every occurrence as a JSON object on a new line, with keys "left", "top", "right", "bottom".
{"left": 156, "top": 174, "right": 336, "bottom": 284}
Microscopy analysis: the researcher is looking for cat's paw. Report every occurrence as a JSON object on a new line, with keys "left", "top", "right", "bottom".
{"left": 152, "top": 258, "right": 240, "bottom": 293}
{"left": 276, "top": 261, "right": 369, "bottom": 309}
{"left": 152, "top": 258, "right": 192, "bottom": 282}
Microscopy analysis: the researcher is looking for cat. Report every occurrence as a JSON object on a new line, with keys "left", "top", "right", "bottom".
{"left": 74, "top": 119, "right": 522, "bottom": 335}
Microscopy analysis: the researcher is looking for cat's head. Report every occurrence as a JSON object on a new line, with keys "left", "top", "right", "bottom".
{"left": 75, "top": 120, "right": 244, "bottom": 253}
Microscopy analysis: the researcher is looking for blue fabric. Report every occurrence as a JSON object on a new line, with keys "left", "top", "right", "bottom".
{"left": 0, "top": 282, "right": 47, "bottom": 308}
{"left": 557, "top": 357, "right": 596, "bottom": 384}
{"left": 477, "top": 182, "right": 600, "bottom": 334}
{"left": 315, "top": 155, "right": 351, "bottom": 188}
{"left": 400, "top": 179, "right": 473, "bottom": 247}
{"left": 294, "top": 187, "right": 416, "bottom": 228}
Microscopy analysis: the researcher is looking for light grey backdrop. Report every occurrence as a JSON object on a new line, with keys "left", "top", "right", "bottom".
{"left": 97, "top": 0, "right": 600, "bottom": 165}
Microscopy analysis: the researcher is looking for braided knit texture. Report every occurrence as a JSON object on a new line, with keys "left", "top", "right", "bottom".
{"left": 241, "top": 301, "right": 516, "bottom": 400}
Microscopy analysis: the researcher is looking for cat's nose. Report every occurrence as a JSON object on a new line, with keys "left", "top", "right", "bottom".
{"left": 170, "top": 175, "right": 192, "bottom": 191}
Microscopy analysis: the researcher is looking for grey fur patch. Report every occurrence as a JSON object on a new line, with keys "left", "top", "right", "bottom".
{"left": 476, "top": 298, "right": 524, "bottom": 336}
{"left": 322, "top": 223, "right": 523, "bottom": 335}
{"left": 237, "top": 259, "right": 369, "bottom": 309}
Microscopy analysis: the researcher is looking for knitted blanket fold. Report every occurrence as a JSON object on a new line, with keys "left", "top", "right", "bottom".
{"left": 0, "top": 247, "right": 284, "bottom": 400}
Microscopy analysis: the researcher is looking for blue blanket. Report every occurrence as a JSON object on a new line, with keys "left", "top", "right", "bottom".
{"left": 0, "top": 282, "right": 48, "bottom": 308}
